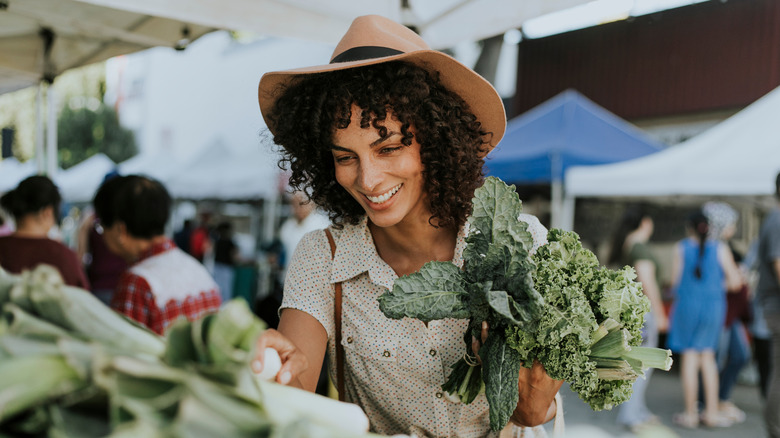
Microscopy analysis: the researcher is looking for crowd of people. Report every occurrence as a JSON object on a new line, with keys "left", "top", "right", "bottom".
{"left": 0, "top": 13, "right": 779, "bottom": 438}
{"left": 603, "top": 179, "right": 780, "bottom": 436}
{"left": 0, "top": 170, "right": 334, "bottom": 338}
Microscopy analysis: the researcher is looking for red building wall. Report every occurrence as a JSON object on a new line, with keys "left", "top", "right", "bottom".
{"left": 513, "top": 0, "right": 780, "bottom": 120}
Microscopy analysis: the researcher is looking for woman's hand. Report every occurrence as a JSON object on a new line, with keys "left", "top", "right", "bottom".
{"left": 472, "top": 321, "right": 563, "bottom": 428}
{"left": 510, "top": 360, "right": 563, "bottom": 427}
{"left": 252, "top": 328, "right": 309, "bottom": 386}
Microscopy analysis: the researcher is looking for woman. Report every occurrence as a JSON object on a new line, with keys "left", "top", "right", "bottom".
{"left": 0, "top": 175, "right": 89, "bottom": 288}
{"left": 666, "top": 210, "right": 742, "bottom": 429}
{"left": 608, "top": 205, "right": 669, "bottom": 433}
{"left": 253, "top": 15, "right": 561, "bottom": 437}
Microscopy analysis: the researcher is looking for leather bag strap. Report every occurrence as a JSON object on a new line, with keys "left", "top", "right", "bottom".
{"left": 324, "top": 228, "right": 345, "bottom": 402}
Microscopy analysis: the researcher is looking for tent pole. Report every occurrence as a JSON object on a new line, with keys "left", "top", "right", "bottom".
{"left": 551, "top": 178, "right": 563, "bottom": 229}
{"left": 35, "top": 82, "right": 45, "bottom": 174}
{"left": 46, "top": 87, "right": 58, "bottom": 177}
{"left": 550, "top": 151, "right": 563, "bottom": 229}
{"left": 561, "top": 193, "right": 575, "bottom": 231}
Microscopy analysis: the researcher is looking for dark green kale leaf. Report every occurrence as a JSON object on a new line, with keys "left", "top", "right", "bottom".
{"left": 378, "top": 261, "right": 470, "bottom": 322}
{"left": 480, "top": 330, "right": 523, "bottom": 430}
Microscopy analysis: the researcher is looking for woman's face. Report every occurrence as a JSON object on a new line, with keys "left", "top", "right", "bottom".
{"left": 331, "top": 105, "right": 427, "bottom": 228}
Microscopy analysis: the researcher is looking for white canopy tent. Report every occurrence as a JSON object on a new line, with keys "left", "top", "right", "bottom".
{"left": 116, "top": 149, "right": 182, "bottom": 183}
{"left": 1, "top": 0, "right": 589, "bottom": 180}
{"left": 0, "top": 0, "right": 217, "bottom": 176}
{"left": 78, "top": 0, "right": 588, "bottom": 51}
{"left": 54, "top": 153, "right": 117, "bottom": 203}
{"left": 0, "top": 157, "right": 36, "bottom": 192}
{"left": 562, "top": 85, "right": 780, "bottom": 229}
{"left": 163, "top": 140, "right": 278, "bottom": 201}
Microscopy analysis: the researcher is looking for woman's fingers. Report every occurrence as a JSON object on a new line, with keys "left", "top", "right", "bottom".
{"left": 252, "top": 328, "right": 309, "bottom": 385}
{"left": 470, "top": 321, "right": 491, "bottom": 364}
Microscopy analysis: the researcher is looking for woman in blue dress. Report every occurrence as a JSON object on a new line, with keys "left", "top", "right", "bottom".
{"left": 667, "top": 210, "right": 742, "bottom": 428}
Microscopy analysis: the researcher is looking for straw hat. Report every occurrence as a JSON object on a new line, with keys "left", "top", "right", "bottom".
{"left": 257, "top": 15, "right": 506, "bottom": 148}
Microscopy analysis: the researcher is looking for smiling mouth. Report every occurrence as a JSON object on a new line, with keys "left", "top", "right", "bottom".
{"left": 366, "top": 183, "right": 402, "bottom": 204}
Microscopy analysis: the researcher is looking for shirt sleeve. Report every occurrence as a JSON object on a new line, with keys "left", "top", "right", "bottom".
{"left": 112, "top": 271, "right": 161, "bottom": 334}
{"left": 629, "top": 242, "right": 654, "bottom": 262}
{"left": 518, "top": 213, "right": 548, "bottom": 255}
{"left": 279, "top": 229, "right": 336, "bottom": 339}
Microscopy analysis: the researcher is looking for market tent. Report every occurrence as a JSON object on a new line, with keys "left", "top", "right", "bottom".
{"left": 77, "top": 0, "right": 587, "bottom": 51}
{"left": 54, "top": 153, "right": 116, "bottom": 203}
{"left": 566, "top": 85, "right": 780, "bottom": 198}
{"left": 484, "top": 89, "right": 665, "bottom": 227}
{"left": 0, "top": 0, "right": 217, "bottom": 177}
{"left": 116, "top": 150, "right": 181, "bottom": 182}
{"left": 163, "top": 140, "right": 279, "bottom": 201}
{"left": 0, "top": 157, "right": 36, "bottom": 193}
{"left": 485, "top": 89, "right": 665, "bottom": 183}
{"left": 0, "top": 0, "right": 216, "bottom": 95}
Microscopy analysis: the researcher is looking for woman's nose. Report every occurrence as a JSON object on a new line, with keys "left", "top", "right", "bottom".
{"left": 358, "top": 158, "right": 382, "bottom": 192}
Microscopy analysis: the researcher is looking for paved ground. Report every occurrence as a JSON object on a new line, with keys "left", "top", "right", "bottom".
{"left": 543, "top": 364, "right": 766, "bottom": 438}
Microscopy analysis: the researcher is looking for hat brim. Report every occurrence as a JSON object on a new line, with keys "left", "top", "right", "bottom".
{"left": 258, "top": 50, "right": 506, "bottom": 149}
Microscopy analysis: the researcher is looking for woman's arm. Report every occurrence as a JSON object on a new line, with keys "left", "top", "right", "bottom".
{"left": 634, "top": 259, "right": 668, "bottom": 332}
{"left": 254, "top": 308, "right": 328, "bottom": 391}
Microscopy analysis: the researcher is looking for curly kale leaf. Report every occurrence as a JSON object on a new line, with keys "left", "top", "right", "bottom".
{"left": 506, "top": 228, "right": 655, "bottom": 411}
{"left": 589, "top": 267, "right": 649, "bottom": 343}
{"left": 378, "top": 261, "right": 470, "bottom": 322}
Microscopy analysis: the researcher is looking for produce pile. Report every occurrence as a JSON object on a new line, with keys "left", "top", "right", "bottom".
{"left": 378, "top": 177, "right": 672, "bottom": 431}
{"left": 0, "top": 265, "right": 372, "bottom": 438}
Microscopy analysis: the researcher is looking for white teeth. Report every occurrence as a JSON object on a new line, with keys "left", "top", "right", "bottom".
{"left": 366, "top": 184, "right": 402, "bottom": 204}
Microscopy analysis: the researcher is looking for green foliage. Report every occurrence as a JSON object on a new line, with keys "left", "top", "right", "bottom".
{"left": 0, "top": 266, "right": 374, "bottom": 437}
{"left": 57, "top": 103, "right": 137, "bottom": 169}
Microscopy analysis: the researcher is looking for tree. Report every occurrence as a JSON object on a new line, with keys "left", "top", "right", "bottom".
{"left": 57, "top": 103, "right": 137, "bottom": 169}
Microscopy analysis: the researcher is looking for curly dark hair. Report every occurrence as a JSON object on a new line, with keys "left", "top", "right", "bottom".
{"left": 267, "top": 61, "right": 493, "bottom": 229}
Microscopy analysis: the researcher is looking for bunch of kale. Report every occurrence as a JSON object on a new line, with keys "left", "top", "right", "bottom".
{"left": 378, "top": 177, "right": 671, "bottom": 431}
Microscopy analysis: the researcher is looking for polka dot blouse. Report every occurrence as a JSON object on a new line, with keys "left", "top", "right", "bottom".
{"left": 280, "top": 214, "right": 548, "bottom": 437}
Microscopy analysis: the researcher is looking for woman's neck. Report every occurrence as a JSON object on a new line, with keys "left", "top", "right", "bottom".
{"left": 368, "top": 216, "right": 458, "bottom": 277}
{"left": 13, "top": 216, "right": 52, "bottom": 238}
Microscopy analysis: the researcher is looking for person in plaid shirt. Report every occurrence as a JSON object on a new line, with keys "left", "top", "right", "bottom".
{"left": 93, "top": 175, "right": 221, "bottom": 335}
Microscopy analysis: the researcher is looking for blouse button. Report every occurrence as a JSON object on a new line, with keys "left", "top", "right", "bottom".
{"left": 382, "top": 350, "right": 391, "bottom": 358}
{"left": 346, "top": 336, "right": 353, "bottom": 344}
{"left": 435, "top": 391, "right": 443, "bottom": 399}
{"left": 429, "top": 349, "right": 437, "bottom": 357}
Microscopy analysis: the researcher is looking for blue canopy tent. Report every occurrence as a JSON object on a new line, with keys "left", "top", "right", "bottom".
{"left": 484, "top": 89, "right": 665, "bottom": 228}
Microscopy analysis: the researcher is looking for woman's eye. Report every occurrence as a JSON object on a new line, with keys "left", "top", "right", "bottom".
{"left": 380, "top": 146, "right": 402, "bottom": 154}
{"left": 335, "top": 155, "right": 354, "bottom": 163}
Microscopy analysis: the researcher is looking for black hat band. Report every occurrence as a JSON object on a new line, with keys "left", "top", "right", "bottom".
{"left": 330, "top": 46, "right": 404, "bottom": 64}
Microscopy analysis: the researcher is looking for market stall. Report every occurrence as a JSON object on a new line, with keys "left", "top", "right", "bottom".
{"left": 485, "top": 89, "right": 665, "bottom": 228}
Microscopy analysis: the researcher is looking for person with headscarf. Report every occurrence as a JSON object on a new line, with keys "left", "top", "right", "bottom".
{"left": 702, "top": 201, "right": 750, "bottom": 424}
